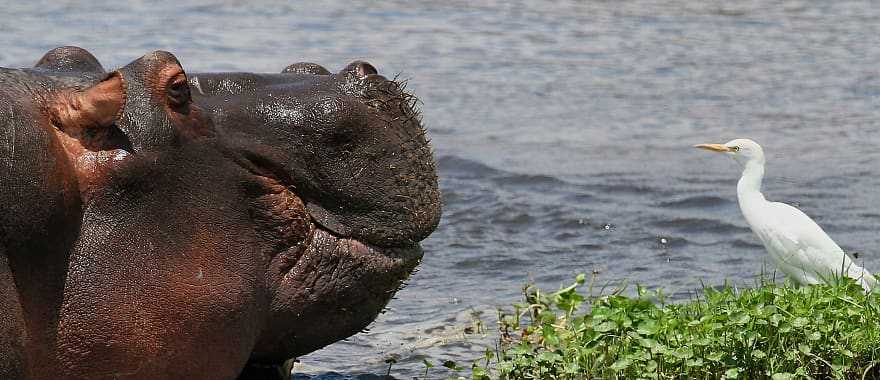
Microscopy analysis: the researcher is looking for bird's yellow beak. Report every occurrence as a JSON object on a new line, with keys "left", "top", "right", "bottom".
{"left": 694, "top": 143, "right": 732, "bottom": 153}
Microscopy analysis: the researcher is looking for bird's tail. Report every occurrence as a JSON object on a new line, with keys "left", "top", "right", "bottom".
{"left": 851, "top": 267, "right": 877, "bottom": 293}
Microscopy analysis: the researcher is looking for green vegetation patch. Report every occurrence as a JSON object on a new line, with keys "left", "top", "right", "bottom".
{"left": 471, "top": 275, "right": 880, "bottom": 379}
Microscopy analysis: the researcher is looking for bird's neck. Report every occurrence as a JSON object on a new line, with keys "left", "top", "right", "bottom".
{"left": 737, "top": 159, "right": 766, "bottom": 203}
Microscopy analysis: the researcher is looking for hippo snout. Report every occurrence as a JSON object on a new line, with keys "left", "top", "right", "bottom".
{"left": 191, "top": 62, "right": 440, "bottom": 249}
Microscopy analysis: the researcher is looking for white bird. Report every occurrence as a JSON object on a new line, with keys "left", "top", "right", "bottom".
{"left": 695, "top": 138, "right": 876, "bottom": 292}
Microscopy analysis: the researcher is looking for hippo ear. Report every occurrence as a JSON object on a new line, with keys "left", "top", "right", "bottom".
{"left": 51, "top": 72, "right": 125, "bottom": 131}
{"left": 34, "top": 46, "right": 105, "bottom": 74}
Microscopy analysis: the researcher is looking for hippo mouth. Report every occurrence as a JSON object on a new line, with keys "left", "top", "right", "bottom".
{"left": 307, "top": 221, "right": 424, "bottom": 262}
{"left": 277, "top": 217, "right": 425, "bottom": 277}
{"left": 249, "top": 178, "right": 424, "bottom": 360}
{"left": 236, "top": 143, "right": 426, "bottom": 274}
{"left": 264, "top": 182, "right": 425, "bottom": 276}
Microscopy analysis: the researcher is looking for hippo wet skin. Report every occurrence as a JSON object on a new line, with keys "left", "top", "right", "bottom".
{"left": 0, "top": 47, "right": 440, "bottom": 379}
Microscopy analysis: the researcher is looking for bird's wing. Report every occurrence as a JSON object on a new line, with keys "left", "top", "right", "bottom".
{"left": 764, "top": 202, "right": 871, "bottom": 284}
{"left": 767, "top": 202, "right": 843, "bottom": 253}
{"left": 757, "top": 222, "right": 823, "bottom": 284}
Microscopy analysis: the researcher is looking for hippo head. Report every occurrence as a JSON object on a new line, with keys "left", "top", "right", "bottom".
{"left": 1, "top": 46, "right": 438, "bottom": 378}
{"left": 48, "top": 57, "right": 440, "bottom": 378}
{"left": 190, "top": 61, "right": 441, "bottom": 361}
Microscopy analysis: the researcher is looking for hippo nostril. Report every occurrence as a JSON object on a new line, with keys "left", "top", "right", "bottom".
{"left": 356, "top": 62, "right": 378, "bottom": 77}
{"left": 342, "top": 61, "right": 378, "bottom": 78}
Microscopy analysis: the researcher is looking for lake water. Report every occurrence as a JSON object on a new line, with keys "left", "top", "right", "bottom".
{"left": 3, "top": 1, "right": 880, "bottom": 378}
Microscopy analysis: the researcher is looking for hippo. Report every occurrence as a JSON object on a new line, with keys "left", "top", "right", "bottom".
{"left": 0, "top": 46, "right": 440, "bottom": 379}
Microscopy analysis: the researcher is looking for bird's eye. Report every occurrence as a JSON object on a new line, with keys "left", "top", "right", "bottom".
{"left": 730, "top": 146, "right": 740, "bottom": 152}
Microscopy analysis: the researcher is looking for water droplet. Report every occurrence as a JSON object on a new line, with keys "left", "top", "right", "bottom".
{"left": 660, "top": 237, "right": 668, "bottom": 244}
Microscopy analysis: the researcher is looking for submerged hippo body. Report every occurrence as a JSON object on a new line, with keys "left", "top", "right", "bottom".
{"left": 0, "top": 47, "right": 440, "bottom": 379}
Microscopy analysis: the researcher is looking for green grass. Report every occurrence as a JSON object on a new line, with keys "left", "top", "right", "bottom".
{"left": 468, "top": 274, "right": 880, "bottom": 380}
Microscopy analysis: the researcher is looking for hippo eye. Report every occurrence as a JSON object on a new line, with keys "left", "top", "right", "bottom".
{"left": 167, "top": 77, "right": 191, "bottom": 108}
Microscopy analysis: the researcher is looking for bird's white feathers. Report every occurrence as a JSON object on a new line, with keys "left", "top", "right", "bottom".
{"left": 703, "top": 138, "right": 876, "bottom": 292}
{"left": 745, "top": 201, "right": 876, "bottom": 291}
